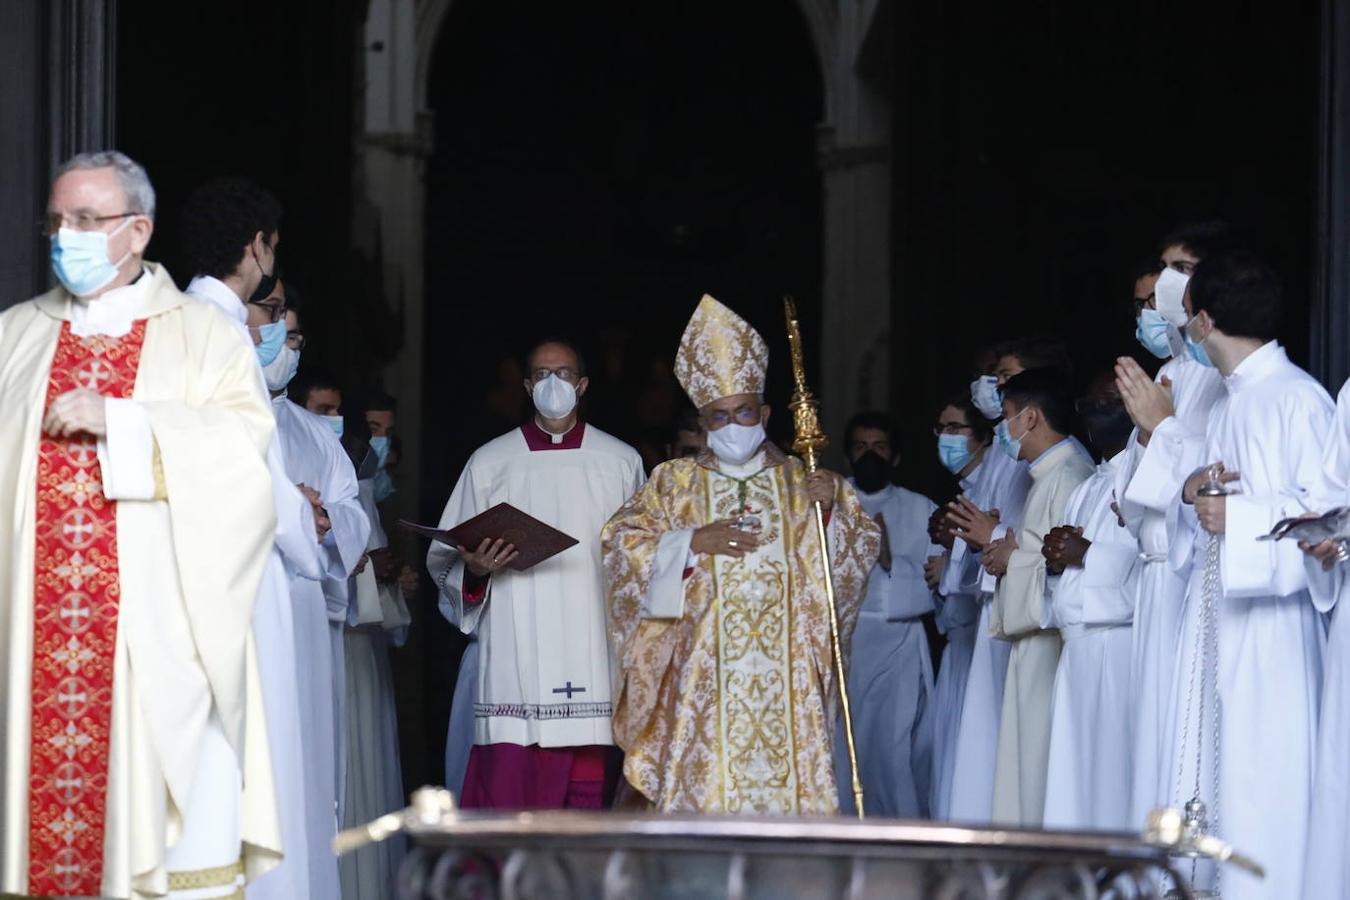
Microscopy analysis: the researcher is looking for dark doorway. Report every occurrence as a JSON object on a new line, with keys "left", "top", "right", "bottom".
{"left": 416, "top": 0, "right": 824, "bottom": 785}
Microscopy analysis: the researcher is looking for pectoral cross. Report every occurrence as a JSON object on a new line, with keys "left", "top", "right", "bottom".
{"left": 552, "top": 682, "right": 585, "bottom": 699}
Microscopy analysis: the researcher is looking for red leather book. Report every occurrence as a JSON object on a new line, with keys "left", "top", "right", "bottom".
{"left": 399, "top": 503, "right": 579, "bottom": 571}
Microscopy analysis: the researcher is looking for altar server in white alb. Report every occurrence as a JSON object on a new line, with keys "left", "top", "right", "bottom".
{"left": 1113, "top": 223, "right": 1227, "bottom": 829}
{"left": 261, "top": 287, "right": 371, "bottom": 827}
{"left": 1168, "top": 251, "right": 1331, "bottom": 900}
{"left": 835, "top": 411, "right": 939, "bottom": 818}
{"left": 429, "top": 338, "right": 645, "bottom": 809}
{"left": 984, "top": 368, "right": 1094, "bottom": 828}
{"left": 180, "top": 178, "right": 355, "bottom": 900}
{"left": 1039, "top": 374, "right": 1139, "bottom": 831}
{"left": 0, "top": 152, "right": 282, "bottom": 899}
{"left": 1299, "top": 377, "right": 1350, "bottom": 900}
{"left": 924, "top": 394, "right": 994, "bottom": 820}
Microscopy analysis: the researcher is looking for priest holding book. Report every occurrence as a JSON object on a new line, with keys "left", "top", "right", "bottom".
{"left": 601, "top": 296, "right": 880, "bottom": 814}
{"left": 427, "top": 338, "right": 645, "bottom": 810}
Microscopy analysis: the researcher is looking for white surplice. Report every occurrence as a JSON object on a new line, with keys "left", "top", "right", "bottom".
{"left": 946, "top": 449, "right": 1030, "bottom": 823}
{"left": 1116, "top": 353, "right": 1225, "bottom": 829}
{"left": 272, "top": 396, "right": 370, "bottom": 827}
{"left": 0, "top": 265, "right": 282, "bottom": 898}
{"left": 834, "top": 483, "right": 940, "bottom": 818}
{"left": 1041, "top": 451, "right": 1139, "bottom": 831}
{"left": 1166, "top": 342, "right": 1330, "bottom": 900}
{"left": 340, "top": 479, "right": 410, "bottom": 900}
{"left": 1297, "top": 379, "right": 1350, "bottom": 900}
{"left": 429, "top": 423, "right": 645, "bottom": 750}
{"left": 187, "top": 276, "right": 343, "bottom": 900}
{"left": 990, "top": 438, "right": 1094, "bottom": 827}
{"left": 928, "top": 454, "right": 988, "bottom": 820}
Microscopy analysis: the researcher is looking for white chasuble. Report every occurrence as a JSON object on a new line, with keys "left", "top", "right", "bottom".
{"left": 429, "top": 423, "right": 645, "bottom": 748}
{"left": 602, "top": 446, "right": 880, "bottom": 814}
{"left": 989, "top": 439, "right": 1094, "bottom": 827}
{"left": 1115, "top": 353, "right": 1224, "bottom": 828}
{"left": 1041, "top": 452, "right": 1139, "bottom": 831}
{"left": 0, "top": 265, "right": 281, "bottom": 898}
{"left": 1168, "top": 343, "right": 1330, "bottom": 900}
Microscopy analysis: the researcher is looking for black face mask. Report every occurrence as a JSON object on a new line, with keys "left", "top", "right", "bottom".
{"left": 851, "top": 451, "right": 892, "bottom": 494}
{"left": 248, "top": 242, "right": 278, "bottom": 304}
{"left": 1081, "top": 402, "right": 1134, "bottom": 461}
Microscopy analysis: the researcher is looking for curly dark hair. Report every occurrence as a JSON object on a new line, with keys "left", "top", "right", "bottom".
{"left": 179, "top": 176, "right": 282, "bottom": 279}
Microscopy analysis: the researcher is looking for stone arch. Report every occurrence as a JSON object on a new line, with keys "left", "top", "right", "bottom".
{"left": 414, "top": 0, "right": 839, "bottom": 116}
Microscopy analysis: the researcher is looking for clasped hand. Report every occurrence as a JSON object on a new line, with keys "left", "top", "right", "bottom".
{"left": 43, "top": 388, "right": 107, "bottom": 438}
{"left": 691, "top": 519, "right": 759, "bottom": 558}
{"left": 1042, "top": 525, "right": 1089, "bottom": 574}
{"left": 1114, "top": 356, "right": 1173, "bottom": 443}
{"left": 982, "top": 532, "right": 1017, "bottom": 576}
{"left": 946, "top": 495, "right": 1000, "bottom": 550}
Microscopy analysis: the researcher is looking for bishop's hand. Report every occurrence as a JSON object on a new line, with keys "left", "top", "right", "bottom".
{"left": 43, "top": 388, "right": 108, "bottom": 438}
{"left": 691, "top": 519, "right": 759, "bottom": 558}
{"left": 807, "top": 470, "right": 839, "bottom": 512}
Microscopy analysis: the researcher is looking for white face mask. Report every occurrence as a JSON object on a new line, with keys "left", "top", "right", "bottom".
{"left": 532, "top": 374, "right": 578, "bottom": 420}
{"left": 262, "top": 345, "right": 300, "bottom": 391}
{"left": 970, "top": 375, "right": 1003, "bottom": 420}
{"left": 1154, "top": 267, "right": 1191, "bottom": 329}
{"left": 706, "top": 422, "right": 766, "bottom": 466}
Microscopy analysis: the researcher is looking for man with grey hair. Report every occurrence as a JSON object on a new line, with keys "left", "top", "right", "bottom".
{"left": 0, "top": 150, "right": 283, "bottom": 898}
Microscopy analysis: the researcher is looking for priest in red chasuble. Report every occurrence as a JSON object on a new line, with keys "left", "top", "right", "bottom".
{"left": 0, "top": 152, "right": 281, "bottom": 899}
{"left": 602, "top": 296, "right": 880, "bottom": 814}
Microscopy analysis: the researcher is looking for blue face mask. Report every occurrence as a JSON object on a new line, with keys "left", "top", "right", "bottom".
{"left": 322, "top": 415, "right": 344, "bottom": 439}
{"left": 371, "top": 468, "right": 396, "bottom": 503}
{"left": 937, "top": 433, "right": 974, "bottom": 474}
{"left": 253, "top": 320, "right": 287, "bottom": 366}
{"left": 970, "top": 376, "right": 1004, "bottom": 420}
{"left": 51, "top": 220, "right": 133, "bottom": 297}
{"left": 1135, "top": 308, "right": 1174, "bottom": 360}
{"left": 1183, "top": 314, "right": 1216, "bottom": 369}
{"left": 369, "top": 435, "right": 391, "bottom": 469}
{"left": 994, "top": 408, "right": 1028, "bottom": 461}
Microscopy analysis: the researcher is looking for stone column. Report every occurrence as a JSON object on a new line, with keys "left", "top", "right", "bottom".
{"left": 355, "top": 0, "right": 430, "bottom": 522}
{"left": 0, "top": 0, "right": 116, "bottom": 309}
{"left": 816, "top": 0, "right": 892, "bottom": 463}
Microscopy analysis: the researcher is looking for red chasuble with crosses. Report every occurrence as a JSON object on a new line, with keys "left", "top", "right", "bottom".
{"left": 27, "top": 320, "right": 146, "bottom": 896}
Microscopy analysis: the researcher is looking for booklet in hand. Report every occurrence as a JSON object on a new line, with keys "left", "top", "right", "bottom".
{"left": 398, "top": 503, "right": 579, "bottom": 572}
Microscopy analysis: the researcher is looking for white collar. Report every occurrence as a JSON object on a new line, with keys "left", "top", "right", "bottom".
{"left": 185, "top": 274, "right": 247, "bottom": 324}
{"left": 69, "top": 267, "right": 153, "bottom": 338}
{"left": 1223, "top": 341, "right": 1284, "bottom": 394}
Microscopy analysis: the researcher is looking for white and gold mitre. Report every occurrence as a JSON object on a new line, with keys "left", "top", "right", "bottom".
{"left": 674, "top": 295, "right": 769, "bottom": 409}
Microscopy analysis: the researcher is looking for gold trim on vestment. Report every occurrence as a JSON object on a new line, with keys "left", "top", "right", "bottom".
{"left": 167, "top": 858, "right": 244, "bottom": 890}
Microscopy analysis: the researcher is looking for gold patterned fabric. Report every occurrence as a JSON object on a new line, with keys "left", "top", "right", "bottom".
{"left": 601, "top": 447, "right": 880, "bottom": 813}
{"left": 674, "top": 296, "right": 770, "bottom": 408}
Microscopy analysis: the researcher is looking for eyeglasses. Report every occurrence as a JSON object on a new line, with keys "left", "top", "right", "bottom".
{"left": 39, "top": 211, "right": 138, "bottom": 237}
{"left": 248, "top": 299, "right": 286, "bottom": 324}
{"left": 702, "top": 406, "right": 762, "bottom": 429}
{"left": 531, "top": 367, "right": 580, "bottom": 384}
{"left": 1131, "top": 292, "right": 1157, "bottom": 316}
{"left": 286, "top": 330, "right": 306, "bottom": 351}
{"left": 932, "top": 421, "right": 974, "bottom": 436}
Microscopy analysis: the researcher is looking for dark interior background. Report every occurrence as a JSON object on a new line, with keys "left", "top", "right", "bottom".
{"left": 114, "top": 0, "right": 1323, "bottom": 792}
{"left": 891, "top": 0, "right": 1321, "bottom": 502}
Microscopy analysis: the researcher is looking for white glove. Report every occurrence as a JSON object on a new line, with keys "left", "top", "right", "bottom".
{"left": 43, "top": 388, "right": 108, "bottom": 438}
